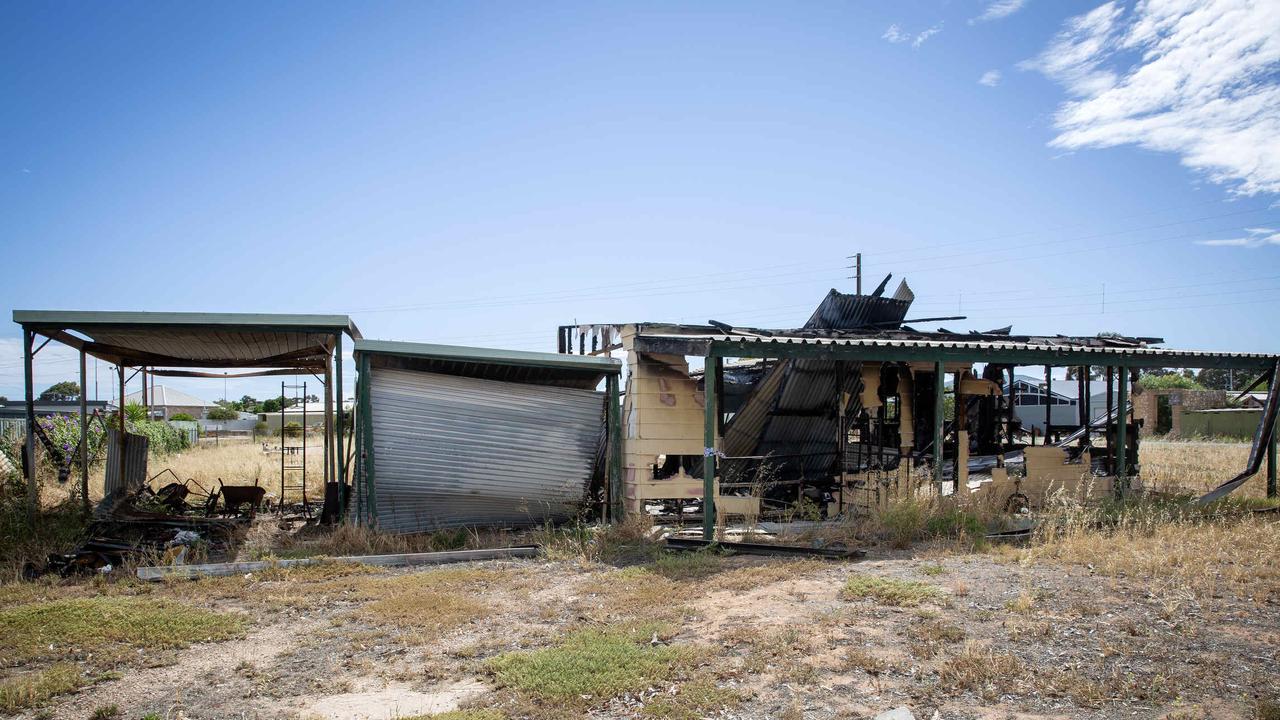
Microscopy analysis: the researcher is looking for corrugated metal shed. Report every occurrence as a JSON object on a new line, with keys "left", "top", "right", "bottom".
{"left": 354, "top": 340, "right": 621, "bottom": 533}
{"left": 367, "top": 369, "right": 604, "bottom": 533}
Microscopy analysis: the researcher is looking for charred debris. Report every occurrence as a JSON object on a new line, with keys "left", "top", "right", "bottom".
{"left": 558, "top": 275, "right": 1280, "bottom": 536}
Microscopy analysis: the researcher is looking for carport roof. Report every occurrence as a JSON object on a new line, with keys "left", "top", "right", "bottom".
{"left": 13, "top": 310, "right": 360, "bottom": 369}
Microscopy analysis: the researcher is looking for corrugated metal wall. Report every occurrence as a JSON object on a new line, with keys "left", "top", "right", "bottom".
{"left": 368, "top": 368, "right": 604, "bottom": 533}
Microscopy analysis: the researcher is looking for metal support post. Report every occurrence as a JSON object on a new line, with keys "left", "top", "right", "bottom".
{"left": 79, "top": 349, "right": 89, "bottom": 514}
{"left": 1267, "top": 411, "right": 1277, "bottom": 498}
{"left": 1044, "top": 365, "right": 1052, "bottom": 444}
{"left": 335, "top": 335, "right": 346, "bottom": 519}
{"left": 116, "top": 363, "right": 126, "bottom": 494}
{"left": 702, "top": 354, "right": 719, "bottom": 540}
{"left": 1105, "top": 366, "right": 1115, "bottom": 474}
{"left": 359, "top": 353, "right": 378, "bottom": 525}
{"left": 23, "top": 330, "right": 37, "bottom": 521}
{"left": 933, "top": 361, "right": 944, "bottom": 489}
{"left": 606, "top": 373, "right": 622, "bottom": 520}
{"left": 1116, "top": 365, "right": 1128, "bottom": 494}
{"left": 953, "top": 369, "right": 965, "bottom": 491}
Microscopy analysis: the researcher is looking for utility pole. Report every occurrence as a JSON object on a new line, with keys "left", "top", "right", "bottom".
{"left": 847, "top": 253, "right": 863, "bottom": 295}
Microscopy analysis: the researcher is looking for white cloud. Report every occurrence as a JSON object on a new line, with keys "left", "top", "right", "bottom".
{"left": 971, "top": 0, "right": 1028, "bottom": 24}
{"left": 912, "top": 22, "right": 944, "bottom": 48}
{"left": 1196, "top": 227, "right": 1280, "bottom": 247}
{"left": 979, "top": 70, "right": 1003, "bottom": 87}
{"left": 882, "top": 24, "right": 909, "bottom": 43}
{"left": 1024, "top": 0, "right": 1280, "bottom": 196}
{"left": 883, "top": 22, "right": 944, "bottom": 48}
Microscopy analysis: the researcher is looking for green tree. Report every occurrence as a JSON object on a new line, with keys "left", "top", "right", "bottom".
{"left": 1064, "top": 367, "right": 1105, "bottom": 380}
{"left": 206, "top": 407, "right": 239, "bottom": 421}
{"left": 1137, "top": 373, "right": 1204, "bottom": 391}
{"left": 260, "top": 397, "right": 295, "bottom": 414}
{"left": 39, "top": 381, "right": 81, "bottom": 401}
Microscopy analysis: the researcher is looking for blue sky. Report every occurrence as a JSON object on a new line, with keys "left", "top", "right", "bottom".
{"left": 2, "top": 1, "right": 1277, "bottom": 402}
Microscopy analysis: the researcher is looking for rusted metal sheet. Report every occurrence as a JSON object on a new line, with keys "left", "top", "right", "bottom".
{"left": 101, "top": 428, "right": 149, "bottom": 509}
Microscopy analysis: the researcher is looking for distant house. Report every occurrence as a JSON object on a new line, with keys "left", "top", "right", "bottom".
{"left": 1006, "top": 373, "right": 1078, "bottom": 434}
{"left": 124, "top": 385, "right": 218, "bottom": 421}
{"left": 259, "top": 400, "right": 353, "bottom": 433}
{"left": 0, "top": 399, "right": 114, "bottom": 420}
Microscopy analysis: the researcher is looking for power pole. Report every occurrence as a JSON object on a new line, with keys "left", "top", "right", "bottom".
{"left": 847, "top": 253, "right": 862, "bottom": 295}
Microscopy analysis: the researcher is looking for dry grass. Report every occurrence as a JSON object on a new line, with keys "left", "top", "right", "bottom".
{"left": 0, "top": 596, "right": 247, "bottom": 666}
{"left": 839, "top": 574, "right": 946, "bottom": 607}
{"left": 75, "top": 438, "right": 327, "bottom": 505}
{"left": 1140, "top": 439, "right": 1258, "bottom": 496}
{"left": 1023, "top": 503, "right": 1280, "bottom": 601}
{"left": 705, "top": 560, "right": 823, "bottom": 592}
{"left": 350, "top": 566, "right": 517, "bottom": 637}
{"left": 0, "top": 663, "right": 84, "bottom": 713}
{"left": 936, "top": 644, "right": 1024, "bottom": 700}
{"left": 573, "top": 566, "right": 689, "bottom": 632}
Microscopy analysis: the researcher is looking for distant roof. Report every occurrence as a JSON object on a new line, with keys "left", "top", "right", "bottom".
{"left": 356, "top": 339, "right": 621, "bottom": 389}
{"left": 13, "top": 310, "right": 360, "bottom": 369}
{"left": 124, "top": 385, "right": 215, "bottom": 408}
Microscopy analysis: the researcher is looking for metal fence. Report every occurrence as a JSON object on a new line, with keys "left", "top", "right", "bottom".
{"left": 0, "top": 418, "right": 23, "bottom": 442}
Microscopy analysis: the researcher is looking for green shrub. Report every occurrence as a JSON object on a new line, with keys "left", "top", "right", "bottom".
{"left": 878, "top": 499, "right": 925, "bottom": 548}
{"left": 130, "top": 420, "right": 189, "bottom": 456}
{"left": 33, "top": 414, "right": 106, "bottom": 474}
{"left": 925, "top": 508, "right": 987, "bottom": 545}
{"left": 487, "top": 629, "right": 688, "bottom": 704}
{"left": 169, "top": 413, "right": 195, "bottom": 422}
{"left": 284, "top": 422, "right": 303, "bottom": 438}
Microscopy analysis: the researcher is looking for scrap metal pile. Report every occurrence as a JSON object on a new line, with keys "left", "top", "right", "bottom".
{"left": 30, "top": 478, "right": 250, "bottom": 579}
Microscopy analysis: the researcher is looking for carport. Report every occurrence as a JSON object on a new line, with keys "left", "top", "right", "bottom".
{"left": 12, "top": 310, "right": 361, "bottom": 519}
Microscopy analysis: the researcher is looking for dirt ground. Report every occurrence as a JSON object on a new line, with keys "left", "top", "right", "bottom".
{"left": 13, "top": 539, "right": 1279, "bottom": 720}
{"left": 6, "top": 439, "right": 1277, "bottom": 720}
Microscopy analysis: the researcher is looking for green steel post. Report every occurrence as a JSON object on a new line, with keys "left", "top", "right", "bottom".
{"left": 23, "top": 330, "right": 36, "bottom": 523}
{"left": 606, "top": 373, "right": 622, "bottom": 521}
{"left": 1116, "top": 365, "right": 1128, "bottom": 495}
{"left": 933, "top": 361, "right": 945, "bottom": 488}
{"left": 79, "top": 349, "right": 89, "bottom": 515}
{"left": 702, "top": 354, "right": 719, "bottom": 540}
{"left": 360, "top": 353, "right": 378, "bottom": 526}
{"left": 1267, "top": 411, "right": 1277, "bottom": 499}
{"left": 335, "top": 334, "right": 346, "bottom": 521}
{"left": 353, "top": 362, "right": 365, "bottom": 524}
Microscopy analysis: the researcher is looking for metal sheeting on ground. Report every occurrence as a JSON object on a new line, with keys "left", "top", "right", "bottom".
{"left": 368, "top": 368, "right": 604, "bottom": 533}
